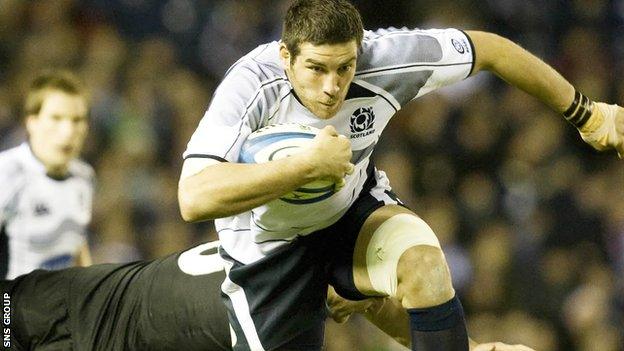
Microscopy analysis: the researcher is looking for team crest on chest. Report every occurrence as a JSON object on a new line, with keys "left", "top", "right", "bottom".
{"left": 350, "top": 107, "right": 376, "bottom": 139}
{"left": 33, "top": 202, "right": 50, "bottom": 216}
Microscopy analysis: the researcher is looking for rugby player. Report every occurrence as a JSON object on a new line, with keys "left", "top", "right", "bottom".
{"left": 0, "top": 71, "right": 93, "bottom": 280}
{"left": 0, "top": 241, "right": 533, "bottom": 351}
{"left": 177, "top": 1, "right": 624, "bottom": 351}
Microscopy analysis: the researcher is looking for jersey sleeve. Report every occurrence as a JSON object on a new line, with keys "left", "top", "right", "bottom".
{"left": 183, "top": 63, "right": 268, "bottom": 163}
{"left": 0, "top": 158, "right": 25, "bottom": 224}
{"left": 356, "top": 27, "right": 475, "bottom": 107}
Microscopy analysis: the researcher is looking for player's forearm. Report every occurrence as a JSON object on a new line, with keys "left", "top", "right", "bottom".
{"left": 363, "top": 297, "right": 411, "bottom": 347}
{"left": 467, "top": 30, "right": 575, "bottom": 114}
{"left": 178, "top": 156, "right": 317, "bottom": 222}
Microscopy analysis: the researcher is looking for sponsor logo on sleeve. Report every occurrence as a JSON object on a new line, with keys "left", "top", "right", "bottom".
{"left": 451, "top": 38, "right": 466, "bottom": 54}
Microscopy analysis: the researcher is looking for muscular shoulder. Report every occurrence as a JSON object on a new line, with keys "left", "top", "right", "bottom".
{"left": 207, "top": 42, "right": 289, "bottom": 126}
{"left": 358, "top": 27, "right": 467, "bottom": 71}
{"left": 227, "top": 41, "right": 284, "bottom": 80}
{"left": 218, "top": 42, "right": 288, "bottom": 98}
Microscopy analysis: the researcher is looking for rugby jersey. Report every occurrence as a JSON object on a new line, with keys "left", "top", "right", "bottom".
{"left": 184, "top": 28, "right": 474, "bottom": 264}
{"left": 0, "top": 143, "right": 94, "bottom": 279}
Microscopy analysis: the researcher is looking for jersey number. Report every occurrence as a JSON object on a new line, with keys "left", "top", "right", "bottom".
{"left": 177, "top": 241, "right": 224, "bottom": 276}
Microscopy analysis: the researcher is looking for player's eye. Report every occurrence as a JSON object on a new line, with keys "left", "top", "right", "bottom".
{"left": 308, "top": 66, "right": 323, "bottom": 73}
{"left": 338, "top": 65, "right": 352, "bottom": 73}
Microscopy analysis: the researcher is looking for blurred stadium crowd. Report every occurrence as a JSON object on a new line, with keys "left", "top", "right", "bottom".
{"left": 0, "top": 1, "right": 622, "bottom": 350}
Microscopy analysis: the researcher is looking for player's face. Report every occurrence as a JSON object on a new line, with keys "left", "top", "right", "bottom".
{"left": 281, "top": 40, "right": 357, "bottom": 119}
{"left": 26, "top": 90, "right": 88, "bottom": 176}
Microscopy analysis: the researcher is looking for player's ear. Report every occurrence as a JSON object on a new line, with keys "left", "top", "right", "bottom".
{"left": 279, "top": 43, "right": 292, "bottom": 68}
{"left": 25, "top": 114, "right": 37, "bottom": 133}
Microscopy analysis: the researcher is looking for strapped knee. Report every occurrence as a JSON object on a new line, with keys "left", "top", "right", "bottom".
{"left": 366, "top": 214, "right": 441, "bottom": 297}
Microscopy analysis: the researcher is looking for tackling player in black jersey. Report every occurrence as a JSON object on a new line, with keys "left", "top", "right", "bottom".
{"left": 1, "top": 240, "right": 533, "bottom": 351}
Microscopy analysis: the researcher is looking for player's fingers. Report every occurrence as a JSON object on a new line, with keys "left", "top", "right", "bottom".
{"left": 616, "top": 108, "right": 624, "bottom": 159}
{"left": 472, "top": 344, "right": 495, "bottom": 351}
{"left": 476, "top": 343, "right": 535, "bottom": 351}
{"left": 334, "top": 177, "right": 346, "bottom": 191}
{"left": 322, "top": 125, "right": 338, "bottom": 136}
{"left": 327, "top": 303, "right": 352, "bottom": 323}
{"left": 345, "top": 163, "right": 355, "bottom": 175}
{"left": 331, "top": 313, "right": 350, "bottom": 323}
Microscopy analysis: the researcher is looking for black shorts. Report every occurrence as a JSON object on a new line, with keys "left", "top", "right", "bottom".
{"left": 0, "top": 244, "right": 231, "bottom": 351}
{"left": 221, "top": 166, "right": 403, "bottom": 351}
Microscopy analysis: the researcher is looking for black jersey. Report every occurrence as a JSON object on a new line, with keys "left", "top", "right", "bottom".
{"left": 1, "top": 241, "right": 231, "bottom": 351}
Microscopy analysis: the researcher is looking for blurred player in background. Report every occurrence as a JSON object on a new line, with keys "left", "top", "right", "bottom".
{"left": 0, "top": 71, "right": 93, "bottom": 279}
{"left": 178, "top": 1, "right": 624, "bottom": 351}
{"left": 0, "top": 241, "right": 533, "bottom": 351}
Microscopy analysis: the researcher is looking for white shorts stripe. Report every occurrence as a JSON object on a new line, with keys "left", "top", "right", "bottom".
{"left": 221, "top": 261, "right": 266, "bottom": 351}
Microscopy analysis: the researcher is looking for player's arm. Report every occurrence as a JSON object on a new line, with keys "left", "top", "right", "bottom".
{"left": 327, "top": 288, "right": 535, "bottom": 351}
{"left": 75, "top": 243, "right": 92, "bottom": 266}
{"left": 178, "top": 126, "right": 353, "bottom": 222}
{"left": 466, "top": 30, "right": 624, "bottom": 156}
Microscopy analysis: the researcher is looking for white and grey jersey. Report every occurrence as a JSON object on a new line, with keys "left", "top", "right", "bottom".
{"left": 184, "top": 27, "right": 474, "bottom": 264}
{"left": 0, "top": 143, "right": 94, "bottom": 279}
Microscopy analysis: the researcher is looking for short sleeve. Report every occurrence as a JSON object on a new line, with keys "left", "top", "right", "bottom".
{"left": 183, "top": 64, "right": 268, "bottom": 163}
{"left": 0, "top": 158, "right": 25, "bottom": 224}
{"left": 357, "top": 28, "right": 475, "bottom": 106}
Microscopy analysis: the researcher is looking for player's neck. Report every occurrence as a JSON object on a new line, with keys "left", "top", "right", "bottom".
{"left": 27, "top": 142, "right": 70, "bottom": 179}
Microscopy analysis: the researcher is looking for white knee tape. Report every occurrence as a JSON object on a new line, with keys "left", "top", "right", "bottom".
{"left": 366, "top": 214, "right": 441, "bottom": 297}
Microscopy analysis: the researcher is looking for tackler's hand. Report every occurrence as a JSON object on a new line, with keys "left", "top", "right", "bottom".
{"left": 472, "top": 342, "right": 536, "bottom": 351}
{"left": 578, "top": 102, "right": 624, "bottom": 158}
{"left": 326, "top": 286, "right": 377, "bottom": 323}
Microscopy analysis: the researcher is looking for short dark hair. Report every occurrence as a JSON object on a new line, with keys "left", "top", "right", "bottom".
{"left": 24, "top": 70, "right": 85, "bottom": 116}
{"left": 282, "top": 0, "right": 364, "bottom": 60}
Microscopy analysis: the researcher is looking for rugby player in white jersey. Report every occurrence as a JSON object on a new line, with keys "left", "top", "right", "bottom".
{"left": 178, "top": 1, "right": 624, "bottom": 350}
{"left": 0, "top": 71, "right": 93, "bottom": 279}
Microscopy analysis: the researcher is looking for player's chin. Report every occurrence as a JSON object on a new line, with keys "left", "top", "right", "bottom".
{"left": 314, "top": 105, "right": 339, "bottom": 119}
{"left": 50, "top": 154, "right": 73, "bottom": 168}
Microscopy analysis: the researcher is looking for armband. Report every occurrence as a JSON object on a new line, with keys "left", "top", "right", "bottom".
{"left": 563, "top": 90, "right": 594, "bottom": 129}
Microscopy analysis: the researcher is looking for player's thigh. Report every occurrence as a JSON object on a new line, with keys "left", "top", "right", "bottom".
{"left": 352, "top": 204, "right": 440, "bottom": 296}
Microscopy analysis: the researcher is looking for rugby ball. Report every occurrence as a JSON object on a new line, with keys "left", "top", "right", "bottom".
{"left": 239, "top": 123, "right": 336, "bottom": 204}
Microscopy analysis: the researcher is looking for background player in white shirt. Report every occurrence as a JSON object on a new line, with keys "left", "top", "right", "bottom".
{"left": 0, "top": 71, "right": 93, "bottom": 279}
{"left": 178, "top": 1, "right": 624, "bottom": 350}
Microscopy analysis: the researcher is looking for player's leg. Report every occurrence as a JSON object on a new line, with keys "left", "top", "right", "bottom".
{"left": 352, "top": 204, "right": 469, "bottom": 351}
{"left": 219, "top": 237, "right": 330, "bottom": 351}
{"left": 0, "top": 269, "right": 77, "bottom": 350}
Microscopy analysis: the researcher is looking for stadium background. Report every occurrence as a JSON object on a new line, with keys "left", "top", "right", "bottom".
{"left": 0, "top": 0, "right": 622, "bottom": 350}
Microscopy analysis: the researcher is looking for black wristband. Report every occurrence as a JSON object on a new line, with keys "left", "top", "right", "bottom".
{"left": 563, "top": 90, "right": 594, "bottom": 129}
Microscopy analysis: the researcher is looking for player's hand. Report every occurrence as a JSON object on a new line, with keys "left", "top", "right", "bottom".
{"left": 472, "top": 342, "right": 536, "bottom": 351}
{"left": 578, "top": 102, "right": 624, "bottom": 158}
{"left": 301, "top": 125, "right": 354, "bottom": 186}
{"left": 326, "top": 286, "right": 377, "bottom": 323}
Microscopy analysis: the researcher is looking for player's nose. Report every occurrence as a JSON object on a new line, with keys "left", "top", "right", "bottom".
{"left": 56, "top": 119, "right": 78, "bottom": 140}
{"left": 322, "top": 73, "right": 340, "bottom": 97}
